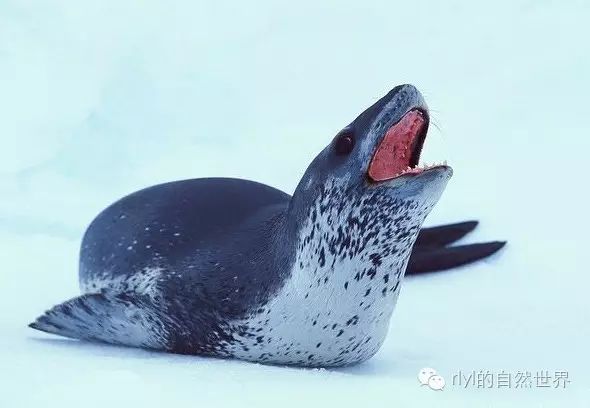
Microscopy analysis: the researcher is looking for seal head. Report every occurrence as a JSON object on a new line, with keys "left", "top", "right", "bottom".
{"left": 289, "top": 84, "right": 451, "bottom": 234}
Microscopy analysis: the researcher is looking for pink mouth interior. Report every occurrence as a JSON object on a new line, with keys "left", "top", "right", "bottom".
{"left": 367, "top": 110, "right": 426, "bottom": 182}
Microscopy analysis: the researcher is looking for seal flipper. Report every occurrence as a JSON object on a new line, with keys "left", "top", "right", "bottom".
{"left": 29, "top": 292, "right": 171, "bottom": 350}
{"left": 407, "top": 241, "right": 506, "bottom": 274}
{"left": 414, "top": 221, "right": 479, "bottom": 248}
{"left": 407, "top": 221, "right": 506, "bottom": 274}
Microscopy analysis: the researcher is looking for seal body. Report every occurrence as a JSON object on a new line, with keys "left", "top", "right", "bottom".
{"left": 31, "top": 84, "right": 454, "bottom": 367}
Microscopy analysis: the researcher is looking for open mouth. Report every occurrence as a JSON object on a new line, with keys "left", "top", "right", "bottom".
{"left": 367, "top": 109, "right": 445, "bottom": 182}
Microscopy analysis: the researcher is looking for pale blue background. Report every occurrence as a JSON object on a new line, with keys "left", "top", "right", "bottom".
{"left": 1, "top": 1, "right": 588, "bottom": 407}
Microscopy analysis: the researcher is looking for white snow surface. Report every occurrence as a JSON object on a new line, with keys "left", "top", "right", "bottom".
{"left": 1, "top": 1, "right": 589, "bottom": 407}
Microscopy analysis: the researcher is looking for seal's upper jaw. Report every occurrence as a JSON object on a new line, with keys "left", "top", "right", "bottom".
{"left": 367, "top": 108, "right": 448, "bottom": 183}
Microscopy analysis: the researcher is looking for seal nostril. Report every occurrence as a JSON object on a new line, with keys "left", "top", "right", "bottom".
{"left": 334, "top": 131, "right": 355, "bottom": 156}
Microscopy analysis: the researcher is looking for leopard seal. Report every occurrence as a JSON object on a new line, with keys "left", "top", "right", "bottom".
{"left": 29, "top": 84, "right": 503, "bottom": 367}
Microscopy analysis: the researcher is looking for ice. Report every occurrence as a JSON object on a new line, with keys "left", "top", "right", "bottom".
{"left": 1, "top": 1, "right": 588, "bottom": 406}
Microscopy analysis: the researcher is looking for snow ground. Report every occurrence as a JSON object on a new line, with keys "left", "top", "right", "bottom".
{"left": 1, "top": 1, "right": 589, "bottom": 407}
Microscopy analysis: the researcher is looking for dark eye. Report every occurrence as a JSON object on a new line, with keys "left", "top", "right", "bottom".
{"left": 333, "top": 130, "right": 355, "bottom": 155}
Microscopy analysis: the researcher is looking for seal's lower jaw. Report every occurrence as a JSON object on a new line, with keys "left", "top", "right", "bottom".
{"left": 376, "top": 165, "right": 452, "bottom": 221}
{"left": 367, "top": 109, "right": 451, "bottom": 183}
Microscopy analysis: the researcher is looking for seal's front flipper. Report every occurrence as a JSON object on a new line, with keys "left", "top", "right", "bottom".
{"left": 29, "top": 292, "right": 169, "bottom": 350}
{"left": 407, "top": 241, "right": 506, "bottom": 275}
{"left": 414, "top": 221, "right": 479, "bottom": 248}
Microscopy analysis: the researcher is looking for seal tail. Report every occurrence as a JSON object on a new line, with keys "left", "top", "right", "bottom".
{"left": 29, "top": 292, "right": 170, "bottom": 350}
{"left": 407, "top": 221, "right": 506, "bottom": 274}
